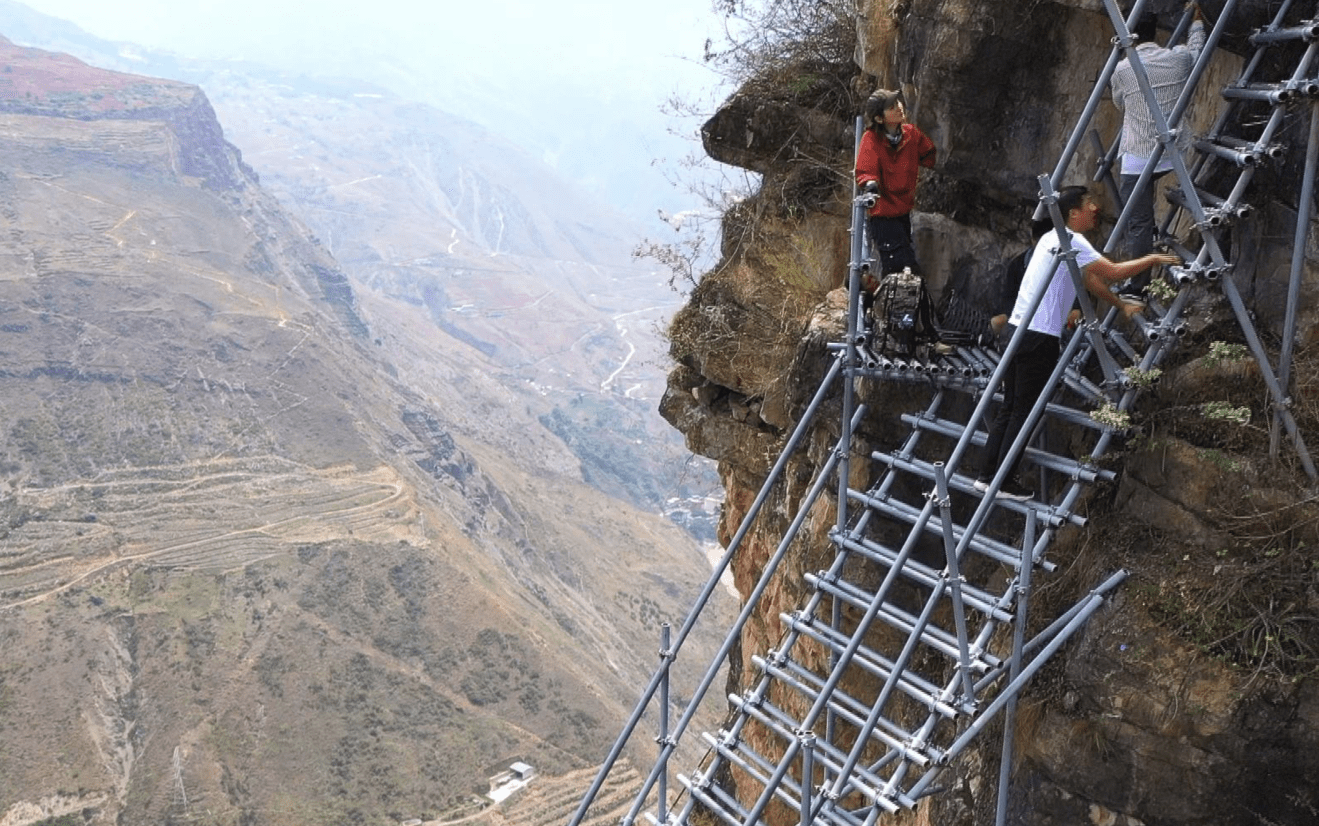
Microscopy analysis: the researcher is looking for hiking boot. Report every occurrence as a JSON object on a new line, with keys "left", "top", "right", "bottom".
{"left": 996, "top": 478, "right": 1035, "bottom": 502}
{"left": 932, "top": 341, "right": 956, "bottom": 356}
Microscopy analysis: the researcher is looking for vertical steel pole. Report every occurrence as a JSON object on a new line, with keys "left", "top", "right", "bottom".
{"left": 799, "top": 730, "right": 816, "bottom": 826}
{"left": 933, "top": 463, "right": 977, "bottom": 704}
{"left": 995, "top": 511, "right": 1037, "bottom": 826}
{"left": 830, "top": 113, "right": 872, "bottom": 763}
{"left": 657, "top": 623, "right": 671, "bottom": 825}
{"left": 1273, "top": 101, "right": 1319, "bottom": 458}
{"left": 839, "top": 115, "right": 867, "bottom": 538}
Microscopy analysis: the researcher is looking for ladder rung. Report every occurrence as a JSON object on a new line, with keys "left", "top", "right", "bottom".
{"left": 771, "top": 653, "right": 956, "bottom": 742}
{"left": 737, "top": 678, "right": 938, "bottom": 776}
{"left": 774, "top": 614, "right": 966, "bottom": 718}
{"left": 833, "top": 533, "right": 1015, "bottom": 622}
{"left": 898, "top": 413, "right": 1116, "bottom": 483}
{"left": 1215, "top": 134, "right": 1285, "bottom": 160}
{"left": 678, "top": 773, "right": 750, "bottom": 826}
{"left": 1221, "top": 82, "right": 1299, "bottom": 104}
{"left": 1193, "top": 137, "right": 1264, "bottom": 167}
{"left": 806, "top": 572, "right": 1002, "bottom": 670}
{"left": 816, "top": 571, "right": 1002, "bottom": 670}
{"left": 1249, "top": 20, "right": 1319, "bottom": 45}
{"left": 845, "top": 486, "right": 1054, "bottom": 572}
{"left": 863, "top": 453, "right": 1084, "bottom": 528}
{"left": 699, "top": 729, "right": 814, "bottom": 816}
{"left": 723, "top": 694, "right": 908, "bottom": 821}
{"left": 741, "top": 690, "right": 934, "bottom": 814}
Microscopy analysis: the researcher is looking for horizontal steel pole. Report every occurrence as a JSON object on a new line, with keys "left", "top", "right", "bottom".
{"left": 746, "top": 663, "right": 937, "bottom": 767}
{"left": 834, "top": 533, "right": 1015, "bottom": 620}
{"left": 1221, "top": 84, "right": 1295, "bottom": 103}
{"left": 1216, "top": 134, "right": 1285, "bottom": 158}
{"left": 808, "top": 572, "right": 1001, "bottom": 670}
{"left": 845, "top": 488, "right": 1056, "bottom": 573}
{"left": 766, "top": 629, "right": 961, "bottom": 720}
{"left": 868, "top": 450, "right": 1085, "bottom": 528}
{"left": 678, "top": 775, "right": 749, "bottom": 826}
{"left": 751, "top": 690, "right": 930, "bottom": 798}
{"left": 1193, "top": 138, "right": 1260, "bottom": 166}
{"left": 899, "top": 413, "right": 1116, "bottom": 483}
{"left": 1249, "top": 21, "right": 1319, "bottom": 45}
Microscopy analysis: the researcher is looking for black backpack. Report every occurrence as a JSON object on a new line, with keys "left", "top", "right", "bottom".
{"left": 871, "top": 268, "right": 937, "bottom": 356}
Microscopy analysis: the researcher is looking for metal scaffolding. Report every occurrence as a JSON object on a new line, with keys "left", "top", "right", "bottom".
{"left": 567, "top": 1, "right": 1319, "bottom": 824}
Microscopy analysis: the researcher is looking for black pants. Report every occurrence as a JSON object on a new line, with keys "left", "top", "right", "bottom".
{"left": 1118, "top": 170, "right": 1169, "bottom": 291}
{"left": 978, "top": 328, "right": 1059, "bottom": 482}
{"left": 867, "top": 214, "right": 920, "bottom": 276}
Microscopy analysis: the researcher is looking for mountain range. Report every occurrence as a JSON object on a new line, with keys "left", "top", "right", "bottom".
{"left": 0, "top": 13, "right": 730, "bottom": 826}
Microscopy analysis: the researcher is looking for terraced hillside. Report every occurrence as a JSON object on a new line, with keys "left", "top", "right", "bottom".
{"left": 0, "top": 457, "right": 413, "bottom": 607}
{"left": 451, "top": 761, "right": 644, "bottom": 826}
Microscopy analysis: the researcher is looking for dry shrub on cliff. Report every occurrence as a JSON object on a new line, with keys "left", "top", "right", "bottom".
{"left": 708, "top": 0, "right": 859, "bottom": 86}
{"left": 1149, "top": 489, "right": 1319, "bottom": 683}
{"left": 668, "top": 257, "right": 818, "bottom": 361}
{"left": 1036, "top": 338, "right": 1319, "bottom": 684}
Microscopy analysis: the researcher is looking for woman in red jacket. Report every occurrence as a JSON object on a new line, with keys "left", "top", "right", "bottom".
{"left": 854, "top": 90, "right": 937, "bottom": 277}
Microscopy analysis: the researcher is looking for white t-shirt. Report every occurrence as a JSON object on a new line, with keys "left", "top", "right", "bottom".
{"left": 1008, "top": 229, "right": 1102, "bottom": 337}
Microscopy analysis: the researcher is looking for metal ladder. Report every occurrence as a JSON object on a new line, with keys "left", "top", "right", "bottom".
{"left": 567, "top": 1, "right": 1319, "bottom": 824}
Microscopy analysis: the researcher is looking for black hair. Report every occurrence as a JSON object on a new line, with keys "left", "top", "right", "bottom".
{"left": 1132, "top": 12, "right": 1158, "bottom": 42}
{"left": 1057, "top": 185, "right": 1091, "bottom": 222}
{"left": 864, "top": 90, "right": 903, "bottom": 130}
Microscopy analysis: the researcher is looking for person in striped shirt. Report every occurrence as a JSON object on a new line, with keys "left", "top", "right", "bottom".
{"left": 1109, "top": 2, "right": 1206, "bottom": 296}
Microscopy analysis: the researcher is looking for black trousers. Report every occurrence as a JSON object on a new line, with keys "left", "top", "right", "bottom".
{"left": 867, "top": 214, "right": 920, "bottom": 276}
{"left": 1118, "top": 169, "right": 1169, "bottom": 291}
{"left": 978, "top": 328, "right": 1059, "bottom": 482}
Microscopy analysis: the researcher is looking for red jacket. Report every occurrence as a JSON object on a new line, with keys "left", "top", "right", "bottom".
{"left": 855, "top": 123, "right": 936, "bottom": 218}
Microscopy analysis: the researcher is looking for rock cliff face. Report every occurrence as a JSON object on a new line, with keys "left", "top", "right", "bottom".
{"left": 665, "top": 2, "right": 1319, "bottom": 824}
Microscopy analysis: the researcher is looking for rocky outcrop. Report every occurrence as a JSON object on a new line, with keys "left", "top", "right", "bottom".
{"left": 0, "top": 37, "right": 368, "bottom": 337}
{"left": 0, "top": 37, "right": 245, "bottom": 192}
{"left": 665, "top": 2, "right": 1319, "bottom": 824}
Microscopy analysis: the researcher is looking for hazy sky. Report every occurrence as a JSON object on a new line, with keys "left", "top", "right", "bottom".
{"left": 16, "top": 0, "right": 723, "bottom": 86}
{"left": 14, "top": 0, "right": 736, "bottom": 223}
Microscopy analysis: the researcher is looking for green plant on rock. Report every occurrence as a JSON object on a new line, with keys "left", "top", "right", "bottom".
{"left": 1205, "top": 340, "right": 1249, "bottom": 367}
{"left": 1090, "top": 402, "right": 1131, "bottom": 431}
{"left": 1146, "top": 277, "right": 1177, "bottom": 301}
{"left": 1202, "top": 401, "right": 1251, "bottom": 425}
{"left": 1123, "top": 365, "right": 1162, "bottom": 388}
{"left": 1198, "top": 448, "right": 1241, "bottom": 472}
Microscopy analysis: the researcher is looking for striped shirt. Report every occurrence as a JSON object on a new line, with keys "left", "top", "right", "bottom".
{"left": 1111, "top": 20, "right": 1206, "bottom": 175}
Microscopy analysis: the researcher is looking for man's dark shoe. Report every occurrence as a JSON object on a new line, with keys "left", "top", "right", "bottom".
{"left": 996, "top": 478, "right": 1034, "bottom": 502}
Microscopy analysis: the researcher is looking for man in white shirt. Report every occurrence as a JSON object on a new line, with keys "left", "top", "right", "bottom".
{"left": 974, "top": 186, "right": 1178, "bottom": 501}
{"left": 1110, "top": 3, "right": 1206, "bottom": 295}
